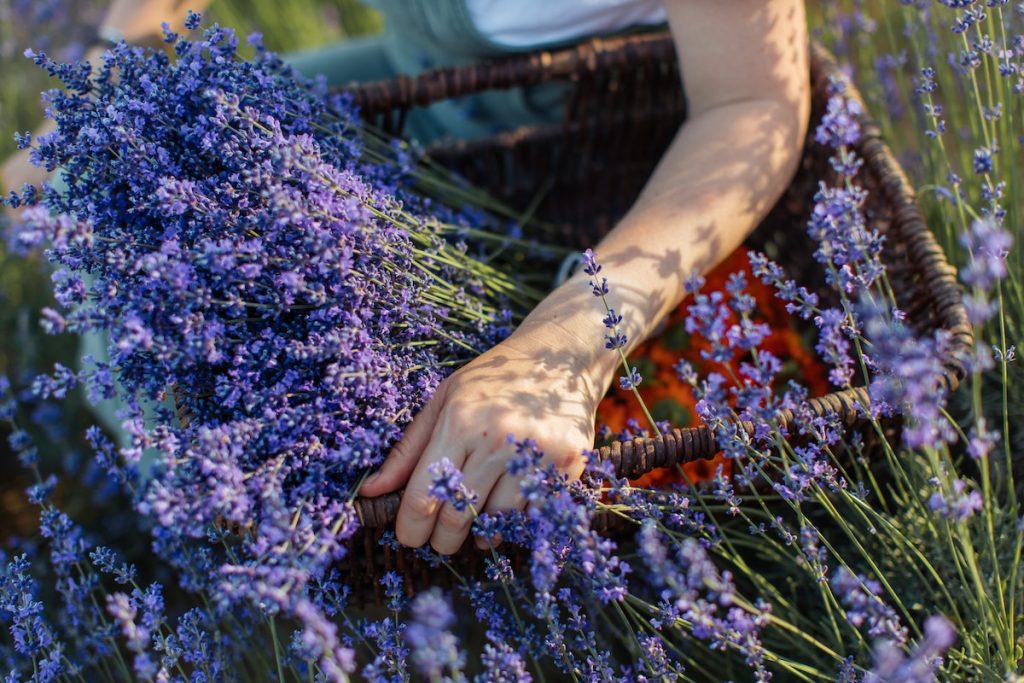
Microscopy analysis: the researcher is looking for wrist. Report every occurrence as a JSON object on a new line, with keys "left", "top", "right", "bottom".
{"left": 510, "top": 271, "right": 624, "bottom": 391}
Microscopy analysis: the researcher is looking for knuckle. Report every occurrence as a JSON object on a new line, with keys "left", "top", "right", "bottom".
{"left": 491, "top": 416, "right": 522, "bottom": 441}
{"left": 436, "top": 504, "right": 473, "bottom": 533}
{"left": 401, "top": 488, "right": 438, "bottom": 518}
{"left": 550, "top": 444, "right": 587, "bottom": 471}
{"left": 439, "top": 400, "right": 472, "bottom": 430}
{"left": 388, "top": 440, "right": 410, "bottom": 463}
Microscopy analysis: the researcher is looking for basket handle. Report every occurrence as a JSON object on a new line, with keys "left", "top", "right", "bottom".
{"left": 351, "top": 385, "right": 880, "bottom": 528}
{"left": 337, "top": 32, "right": 679, "bottom": 119}
{"left": 353, "top": 422, "right": 717, "bottom": 527}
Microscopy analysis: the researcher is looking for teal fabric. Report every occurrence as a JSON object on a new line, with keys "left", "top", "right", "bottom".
{"left": 286, "top": 34, "right": 396, "bottom": 86}
{"left": 286, "top": 0, "right": 577, "bottom": 144}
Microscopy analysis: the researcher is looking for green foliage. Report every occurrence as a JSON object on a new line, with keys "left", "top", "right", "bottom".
{"left": 207, "top": 0, "right": 382, "bottom": 54}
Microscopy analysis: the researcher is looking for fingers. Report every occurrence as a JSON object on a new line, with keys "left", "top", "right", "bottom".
{"left": 429, "top": 448, "right": 509, "bottom": 555}
{"left": 394, "top": 427, "right": 470, "bottom": 549}
{"left": 483, "top": 472, "right": 528, "bottom": 515}
{"left": 359, "top": 383, "right": 447, "bottom": 497}
{"left": 474, "top": 472, "right": 527, "bottom": 550}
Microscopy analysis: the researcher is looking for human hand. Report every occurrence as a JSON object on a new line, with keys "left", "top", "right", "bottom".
{"left": 359, "top": 322, "right": 608, "bottom": 554}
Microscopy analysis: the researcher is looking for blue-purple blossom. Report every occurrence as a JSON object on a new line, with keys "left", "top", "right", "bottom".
{"left": 478, "top": 639, "right": 531, "bottom": 683}
{"left": 428, "top": 458, "right": 478, "bottom": 513}
{"left": 815, "top": 90, "right": 863, "bottom": 148}
{"left": 405, "top": 589, "right": 466, "bottom": 682}
{"left": 993, "top": 344, "right": 1016, "bottom": 363}
{"left": 360, "top": 574, "right": 409, "bottom": 681}
{"left": 618, "top": 367, "right": 643, "bottom": 390}
{"left": 966, "top": 419, "right": 999, "bottom": 460}
{"left": 605, "top": 330, "right": 628, "bottom": 350}
{"left": 0, "top": 554, "right": 62, "bottom": 665}
{"left": 830, "top": 567, "right": 907, "bottom": 645}
{"left": 972, "top": 146, "right": 994, "bottom": 174}
{"left": 7, "top": 15, "right": 538, "bottom": 675}
{"left": 815, "top": 308, "right": 856, "bottom": 387}
{"left": 959, "top": 217, "right": 1012, "bottom": 291}
{"left": 928, "top": 478, "right": 983, "bottom": 521}
{"left": 860, "top": 297, "right": 956, "bottom": 449}
{"left": 637, "top": 522, "right": 770, "bottom": 681}
{"left": 864, "top": 615, "right": 955, "bottom": 683}
{"left": 685, "top": 289, "right": 733, "bottom": 363}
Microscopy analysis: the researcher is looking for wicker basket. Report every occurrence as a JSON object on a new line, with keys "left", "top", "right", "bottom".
{"left": 331, "top": 33, "right": 972, "bottom": 599}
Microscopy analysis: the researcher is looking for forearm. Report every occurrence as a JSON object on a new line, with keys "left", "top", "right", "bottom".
{"left": 513, "top": 95, "right": 809, "bottom": 394}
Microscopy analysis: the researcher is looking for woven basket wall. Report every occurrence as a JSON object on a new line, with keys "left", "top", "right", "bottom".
{"left": 319, "top": 33, "right": 973, "bottom": 600}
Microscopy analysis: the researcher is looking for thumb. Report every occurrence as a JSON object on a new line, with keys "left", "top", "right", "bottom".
{"left": 359, "top": 384, "right": 447, "bottom": 497}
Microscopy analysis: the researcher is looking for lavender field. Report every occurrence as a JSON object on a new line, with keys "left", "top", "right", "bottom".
{"left": 0, "top": 2, "right": 1021, "bottom": 681}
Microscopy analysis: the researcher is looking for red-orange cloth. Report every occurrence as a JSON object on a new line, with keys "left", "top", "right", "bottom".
{"left": 595, "top": 248, "right": 830, "bottom": 489}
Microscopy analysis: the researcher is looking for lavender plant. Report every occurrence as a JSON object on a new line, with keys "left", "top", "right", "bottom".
{"left": 813, "top": 0, "right": 1024, "bottom": 486}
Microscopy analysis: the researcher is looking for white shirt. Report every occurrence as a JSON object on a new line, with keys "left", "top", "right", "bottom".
{"left": 466, "top": 0, "right": 666, "bottom": 48}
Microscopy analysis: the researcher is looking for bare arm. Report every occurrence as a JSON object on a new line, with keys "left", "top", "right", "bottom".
{"left": 360, "top": 0, "right": 810, "bottom": 554}
{"left": 515, "top": 0, "right": 810, "bottom": 395}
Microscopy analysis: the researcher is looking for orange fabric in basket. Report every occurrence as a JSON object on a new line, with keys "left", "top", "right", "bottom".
{"left": 595, "top": 248, "right": 830, "bottom": 489}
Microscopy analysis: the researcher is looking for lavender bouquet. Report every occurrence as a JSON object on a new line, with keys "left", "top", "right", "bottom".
{"left": 6, "top": 12, "right": 553, "bottom": 675}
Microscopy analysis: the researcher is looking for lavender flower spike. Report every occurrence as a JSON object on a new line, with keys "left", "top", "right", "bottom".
{"left": 405, "top": 589, "right": 467, "bottom": 682}
{"left": 428, "top": 458, "right": 478, "bottom": 512}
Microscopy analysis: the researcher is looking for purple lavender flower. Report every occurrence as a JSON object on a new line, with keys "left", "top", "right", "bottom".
{"left": 478, "top": 640, "right": 532, "bottom": 683}
{"left": 807, "top": 183, "right": 884, "bottom": 292}
{"left": 405, "top": 589, "right": 466, "bottom": 682}
{"left": 830, "top": 566, "right": 907, "bottom": 645}
{"left": 972, "top": 146, "right": 994, "bottom": 174}
{"left": 618, "top": 367, "right": 643, "bottom": 390}
{"left": 428, "top": 458, "right": 479, "bottom": 513}
{"left": 9, "top": 15, "right": 535, "bottom": 666}
{"left": 860, "top": 297, "right": 956, "bottom": 449}
{"left": 815, "top": 91, "right": 863, "bottom": 148}
{"left": 814, "top": 308, "right": 856, "bottom": 387}
{"left": 928, "top": 478, "right": 983, "bottom": 521}
{"left": 581, "top": 248, "right": 602, "bottom": 276}
{"left": 684, "top": 289, "right": 733, "bottom": 363}
{"left": 965, "top": 418, "right": 999, "bottom": 460}
{"left": 361, "top": 573, "right": 409, "bottom": 681}
{"left": 864, "top": 615, "right": 955, "bottom": 683}
{"left": 637, "top": 522, "right": 770, "bottom": 679}
{"left": 0, "top": 554, "right": 62, "bottom": 666}
{"left": 959, "top": 217, "right": 1012, "bottom": 291}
